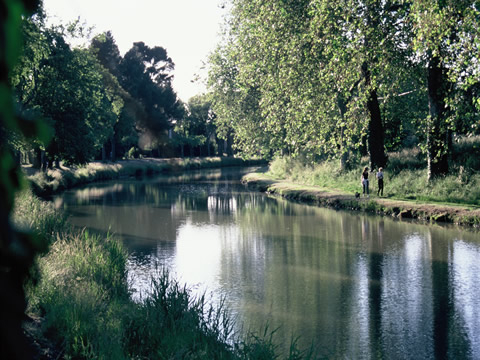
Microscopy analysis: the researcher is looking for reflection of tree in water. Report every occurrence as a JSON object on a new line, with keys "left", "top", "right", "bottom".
{"left": 59, "top": 174, "right": 480, "bottom": 358}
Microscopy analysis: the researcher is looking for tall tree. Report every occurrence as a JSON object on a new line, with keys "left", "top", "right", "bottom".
{"left": 90, "top": 31, "right": 121, "bottom": 77}
{"left": 208, "top": 42, "right": 265, "bottom": 157}
{"left": 119, "top": 42, "right": 182, "bottom": 144}
{"left": 175, "top": 94, "right": 217, "bottom": 157}
{"left": 411, "top": 0, "right": 480, "bottom": 179}
{"left": 12, "top": 19, "right": 116, "bottom": 165}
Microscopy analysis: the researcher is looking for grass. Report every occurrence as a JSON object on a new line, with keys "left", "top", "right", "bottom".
{"left": 267, "top": 139, "right": 480, "bottom": 207}
{"left": 14, "top": 190, "right": 314, "bottom": 359}
{"left": 27, "top": 157, "right": 265, "bottom": 197}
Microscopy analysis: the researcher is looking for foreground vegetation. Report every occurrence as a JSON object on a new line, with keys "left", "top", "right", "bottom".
{"left": 14, "top": 190, "right": 314, "bottom": 359}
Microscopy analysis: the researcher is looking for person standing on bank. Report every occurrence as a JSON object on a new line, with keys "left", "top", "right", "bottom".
{"left": 376, "top": 167, "right": 384, "bottom": 196}
{"left": 361, "top": 166, "right": 369, "bottom": 197}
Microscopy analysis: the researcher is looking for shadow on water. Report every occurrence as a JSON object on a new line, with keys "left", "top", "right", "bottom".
{"left": 57, "top": 166, "right": 480, "bottom": 358}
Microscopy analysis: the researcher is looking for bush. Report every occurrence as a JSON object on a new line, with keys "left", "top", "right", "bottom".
{"left": 452, "top": 135, "right": 480, "bottom": 171}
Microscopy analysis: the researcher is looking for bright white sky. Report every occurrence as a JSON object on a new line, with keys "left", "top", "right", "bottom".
{"left": 42, "top": 0, "right": 226, "bottom": 102}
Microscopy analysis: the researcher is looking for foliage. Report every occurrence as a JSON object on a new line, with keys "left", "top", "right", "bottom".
{"left": 10, "top": 15, "right": 117, "bottom": 165}
{"left": 11, "top": 17, "right": 186, "bottom": 165}
{"left": 119, "top": 41, "right": 182, "bottom": 143}
{"left": 174, "top": 94, "right": 218, "bottom": 157}
{"left": 209, "top": 0, "right": 480, "bottom": 176}
{"left": 1, "top": 0, "right": 50, "bottom": 358}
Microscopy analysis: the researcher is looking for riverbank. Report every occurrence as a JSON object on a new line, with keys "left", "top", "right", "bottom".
{"left": 25, "top": 157, "right": 265, "bottom": 197}
{"left": 14, "top": 190, "right": 313, "bottom": 359}
{"left": 242, "top": 172, "right": 480, "bottom": 227}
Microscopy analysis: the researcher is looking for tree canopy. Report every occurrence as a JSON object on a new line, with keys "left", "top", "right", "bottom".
{"left": 9, "top": 11, "right": 196, "bottom": 166}
{"left": 208, "top": 0, "right": 480, "bottom": 177}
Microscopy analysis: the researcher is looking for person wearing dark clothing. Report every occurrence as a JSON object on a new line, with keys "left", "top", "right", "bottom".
{"left": 361, "top": 166, "right": 369, "bottom": 197}
{"left": 376, "top": 167, "right": 384, "bottom": 196}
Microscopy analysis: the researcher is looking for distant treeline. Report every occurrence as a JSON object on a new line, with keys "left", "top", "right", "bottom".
{"left": 207, "top": 0, "right": 480, "bottom": 180}
{"left": 7, "top": 3, "right": 231, "bottom": 169}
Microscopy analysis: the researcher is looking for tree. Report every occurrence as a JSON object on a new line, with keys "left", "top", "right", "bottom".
{"left": 411, "top": 0, "right": 480, "bottom": 179}
{"left": 211, "top": 0, "right": 416, "bottom": 167}
{"left": 174, "top": 94, "right": 217, "bottom": 157}
{"left": 90, "top": 32, "right": 134, "bottom": 161}
{"left": 90, "top": 31, "right": 121, "bottom": 78}
{"left": 119, "top": 41, "right": 182, "bottom": 147}
{"left": 12, "top": 19, "right": 117, "bottom": 165}
{"left": 208, "top": 43, "right": 264, "bottom": 158}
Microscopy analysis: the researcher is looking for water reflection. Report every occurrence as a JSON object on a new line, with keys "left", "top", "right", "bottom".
{"left": 57, "top": 168, "right": 480, "bottom": 358}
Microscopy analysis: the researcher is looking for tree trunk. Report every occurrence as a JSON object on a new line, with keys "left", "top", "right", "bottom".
{"left": 110, "top": 137, "right": 116, "bottom": 162}
{"left": 226, "top": 133, "right": 234, "bottom": 156}
{"left": 337, "top": 95, "right": 349, "bottom": 171}
{"left": 101, "top": 146, "right": 106, "bottom": 162}
{"left": 427, "top": 55, "right": 449, "bottom": 180}
{"left": 32, "top": 148, "right": 42, "bottom": 169}
{"left": 362, "top": 62, "right": 386, "bottom": 170}
{"left": 41, "top": 150, "right": 47, "bottom": 172}
{"left": 218, "top": 139, "right": 223, "bottom": 157}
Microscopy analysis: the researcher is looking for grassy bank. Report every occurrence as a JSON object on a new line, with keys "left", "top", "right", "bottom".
{"left": 243, "top": 145, "right": 480, "bottom": 227}
{"left": 14, "top": 190, "right": 314, "bottom": 359}
{"left": 27, "top": 157, "right": 265, "bottom": 197}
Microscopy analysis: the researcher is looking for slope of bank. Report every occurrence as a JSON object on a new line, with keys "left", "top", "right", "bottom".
{"left": 25, "top": 157, "right": 265, "bottom": 197}
{"left": 242, "top": 172, "right": 480, "bottom": 228}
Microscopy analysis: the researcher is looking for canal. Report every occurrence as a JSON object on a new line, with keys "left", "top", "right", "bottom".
{"left": 56, "top": 167, "right": 480, "bottom": 358}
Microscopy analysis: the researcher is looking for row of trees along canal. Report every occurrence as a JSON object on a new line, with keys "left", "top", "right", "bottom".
{"left": 207, "top": 0, "right": 480, "bottom": 180}
{"left": 7, "top": 5, "right": 233, "bottom": 171}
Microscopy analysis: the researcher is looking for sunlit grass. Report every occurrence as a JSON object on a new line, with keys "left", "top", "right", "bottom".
{"left": 267, "top": 141, "right": 480, "bottom": 207}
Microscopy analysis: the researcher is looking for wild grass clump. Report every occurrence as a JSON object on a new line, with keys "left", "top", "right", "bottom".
{"left": 13, "top": 188, "right": 67, "bottom": 239}
{"left": 26, "top": 229, "right": 130, "bottom": 359}
{"left": 124, "top": 270, "right": 235, "bottom": 359}
{"left": 387, "top": 147, "right": 425, "bottom": 174}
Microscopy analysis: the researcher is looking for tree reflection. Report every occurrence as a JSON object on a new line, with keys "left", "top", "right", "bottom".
{"left": 58, "top": 171, "right": 480, "bottom": 358}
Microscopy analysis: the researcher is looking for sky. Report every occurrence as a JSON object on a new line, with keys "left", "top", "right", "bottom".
{"left": 42, "top": 0, "right": 226, "bottom": 102}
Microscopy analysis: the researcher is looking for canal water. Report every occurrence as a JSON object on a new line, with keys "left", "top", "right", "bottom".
{"left": 56, "top": 167, "right": 480, "bottom": 359}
